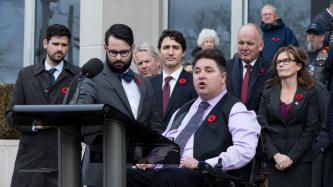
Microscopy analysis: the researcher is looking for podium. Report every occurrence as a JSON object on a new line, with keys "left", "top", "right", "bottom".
{"left": 12, "top": 104, "right": 179, "bottom": 187}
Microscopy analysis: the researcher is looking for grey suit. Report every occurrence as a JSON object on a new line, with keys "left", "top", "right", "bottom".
{"left": 77, "top": 62, "right": 161, "bottom": 186}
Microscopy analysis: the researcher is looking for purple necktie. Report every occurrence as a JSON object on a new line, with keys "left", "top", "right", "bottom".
{"left": 162, "top": 76, "right": 173, "bottom": 114}
{"left": 175, "top": 101, "right": 210, "bottom": 156}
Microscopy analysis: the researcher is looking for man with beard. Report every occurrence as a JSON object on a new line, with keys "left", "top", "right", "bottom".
{"left": 306, "top": 22, "right": 333, "bottom": 187}
{"left": 306, "top": 22, "right": 333, "bottom": 90}
{"left": 260, "top": 4, "right": 298, "bottom": 61}
{"left": 76, "top": 24, "right": 161, "bottom": 187}
{"left": 6, "top": 24, "right": 81, "bottom": 187}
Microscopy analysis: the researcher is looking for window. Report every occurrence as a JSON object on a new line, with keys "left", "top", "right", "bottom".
{"left": 168, "top": 0, "right": 231, "bottom": 60}
{"left": 34, "top": 0, "right": 80, "bottom": 65}
{"left": 0, "top": 0, "right": 25, "bottom": 83}
{"left": 248, "top": 0, "right": 311, "bottom": 49}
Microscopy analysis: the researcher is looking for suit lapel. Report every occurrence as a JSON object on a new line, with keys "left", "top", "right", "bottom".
{"left": 231, "top": 59, "right": 242, "bottom": 98}
{"left": 286, "top": 86, "right": 306, "bottom": 123}
{"left": 135, "top": 74, "right": 145, "bottom": 118}
{"left": 164, "top": 70, "right": 187, "bottom": 120}
{"left": 247, "top": 58, "right": 267, "bottom": 102}
{"left": 102, "top": 67, "right": 134, "bottom": 117}
{"left": 268, "top": 84, "right": 286, "bottom": 123}
{"left": 151, "top": 74, "right": 163, "bottom": 119}
{"left": 33, "top": 62, "right": 52, "bottom": 102}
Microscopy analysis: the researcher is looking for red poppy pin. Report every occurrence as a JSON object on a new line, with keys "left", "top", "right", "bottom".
{"left": 259, "top": 67, "right": 265, "bottom": 75}
{"left": 61, "top": 87, "right": 69, "bottom": 94}
{"left": 272, "top": 37, "right": 280, "bottom": 43}
{"left": 323, "top": 47, "right": 329, "bottom": 53}
{"left": 295, "top": 93, "right": 304, "bottom": 101}
{"left": 178, "top": 78, "right": 187, "bottom": 85}
{"left": 207, "top": 114, "right": 216, "bottom": 123}
{"left": 135, "top": 76, "right": 142, "bottom": 85}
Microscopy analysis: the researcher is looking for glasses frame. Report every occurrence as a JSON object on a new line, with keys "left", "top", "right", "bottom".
{"left": 106, "top": 48, "right": 132, "bottom": 57}
{"left": 275, "top": 58, "right": 297, "bottom": 65}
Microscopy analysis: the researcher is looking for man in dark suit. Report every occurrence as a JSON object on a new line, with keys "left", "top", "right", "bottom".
{"left": 226, "top": 23, "right": 271, "bottom": 184}
{"left": 127, "top": 49, "right": 260, "bottom": 187}
{"left": 76, "top": 24, "right": 161, "bottom": 187}
{"left": 150, "top": 30, "right": 197, "bottom": 131}
{"left": 6, "top": 24, "right": 81, "bottom": 187}
{"left": 227, "top": 23, "right": 271, "bottom": 112}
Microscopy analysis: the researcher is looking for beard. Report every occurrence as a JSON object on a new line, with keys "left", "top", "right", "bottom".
{"left": 48, "top": 52, "right": 65, "bottom": 64}
{"left": 306, "top": 42, "right": 317, "bottom": 53}
{"left": 106, "top": 53, "right": 132, "bottom": 73}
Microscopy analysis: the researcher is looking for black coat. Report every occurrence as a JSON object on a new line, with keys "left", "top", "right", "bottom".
{"left": 150, "top": 69, "right": 197, "bottom": 131}
{"left": 6, "top": 60, "right": 80, "bottom": 187}
{"left": 259, "top": 84, "right": 319, "bottom": 162}
{"left": 259, "top": 84, "right": 319, "bottom": 186}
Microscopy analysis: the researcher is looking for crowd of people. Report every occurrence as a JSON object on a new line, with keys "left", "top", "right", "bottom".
{"left": 4, "top": 2, "right": 333, "bottom": 187}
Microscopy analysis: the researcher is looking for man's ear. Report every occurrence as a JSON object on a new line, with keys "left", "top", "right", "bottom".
{"left": 43, "top": 39, "right": 48, "bottom": 49}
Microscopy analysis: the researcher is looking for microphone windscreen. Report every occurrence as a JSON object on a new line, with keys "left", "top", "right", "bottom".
{"left": 81, "top": 58, "right": 104, "bottom": 78}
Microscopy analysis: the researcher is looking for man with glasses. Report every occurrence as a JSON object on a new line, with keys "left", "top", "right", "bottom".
{"left": 76, "top": 23, "right": 161, "bottom": 187}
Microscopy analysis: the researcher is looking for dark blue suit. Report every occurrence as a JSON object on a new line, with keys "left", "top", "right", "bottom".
{"left": 226, "top": 56, "right": 272, "bottom": 112}
{"left": 150, "top": 69, "right": 197, "bottom": 131}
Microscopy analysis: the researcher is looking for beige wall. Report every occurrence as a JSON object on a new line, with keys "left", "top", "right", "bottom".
{"left": 80, "top": 0, "right": 166, "bottom": 67}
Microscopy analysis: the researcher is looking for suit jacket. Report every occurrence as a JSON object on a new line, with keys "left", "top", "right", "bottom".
{"left": 78, "top": 63, "right": 162, "bottom": 146}
{"left": 226, "top": 56, "right": 272, "bottom": 112}
{"left": 150, "top": 69, "right": 197, "bottom": 130}
{"left": 78, "top": 63, "right": 161, "bottom": 186}
{"left": 259, "top": 84, "right": 319, "bottom": 163}
{"left": 6, "top": 60, "right": 81, "bottom": 187}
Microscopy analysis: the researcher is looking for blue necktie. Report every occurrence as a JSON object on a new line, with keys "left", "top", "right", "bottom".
{"left": 119, "top": 69, "right": 135, "bottom": 83}
{"left": 174, "top": 101, "right": 210, "bottom": 156}
{"left": 48, "top": 68, "right": 57, "bottom": 84}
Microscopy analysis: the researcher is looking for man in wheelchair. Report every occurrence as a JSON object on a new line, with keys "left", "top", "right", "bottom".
{"left": 127, "top": 49, "right": 261, "bottom": 187}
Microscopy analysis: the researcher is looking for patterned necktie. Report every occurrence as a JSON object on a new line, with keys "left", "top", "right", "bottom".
{"left": 241, "top": 64, "right": 251, "bottom": 104}
{"left": 162, "top": 76, "right": 173, "bottom": 114}
{"left": 119, "top": 69, "right": 135, "bottom": 83}
{"left": 48, "top": 68, "right": 57, "bottom": 84}
{"left": 175, "top": 101, "right": 210, "bottom": 156}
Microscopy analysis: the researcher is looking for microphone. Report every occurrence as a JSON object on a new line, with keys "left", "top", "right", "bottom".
{"left": 81, "top": 58, "right": 104, "bottom": 78}
{"left": 62, "top": 58, "right": 103, "bottom": 104}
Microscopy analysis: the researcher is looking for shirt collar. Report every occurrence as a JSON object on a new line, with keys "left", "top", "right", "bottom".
{"left": 242, "top": 59, "right": 256, "bottom": 67}
{"left": 197, "top": 89, "right": 227, "bottom": 108}
{"left": 45, "top": 60, "right": 64, "bottom": 73}
{"left": 162, "top": 66, "right": 183, "bottom": 81}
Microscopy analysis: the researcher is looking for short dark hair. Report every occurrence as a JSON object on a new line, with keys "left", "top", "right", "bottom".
{"left": 105, "top": 24, "right": 134, "bottom": 46}
{"left": 158, "top": 30, "right": 186, "bottom": 51}
{"left": 45, "top": 24, "right": 71, "bottom": 42}
{"left": 192, "top": 49, "right": 226, "bottom": 72}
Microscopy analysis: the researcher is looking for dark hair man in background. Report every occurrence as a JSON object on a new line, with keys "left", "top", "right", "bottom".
{"left": 6, "top": 24, "right": 81, "bottom": 187}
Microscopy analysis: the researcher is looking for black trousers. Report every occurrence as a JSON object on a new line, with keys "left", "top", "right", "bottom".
{"left": 127, "top": 168, "right": 204, "bottom": 187}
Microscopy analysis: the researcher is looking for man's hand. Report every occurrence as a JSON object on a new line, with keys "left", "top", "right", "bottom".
{"left": 135, "top": 164, "right": 155, "bottom": 171}
{"left": 273, "top": 153, "right": 293, "bottom": 170}
{"left": 179, "top": 157, "right": 199, "bottom": 169}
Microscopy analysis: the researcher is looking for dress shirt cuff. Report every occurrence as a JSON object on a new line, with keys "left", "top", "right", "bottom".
{"left": 32, "top": 125, "right": 38, "bottom": 132}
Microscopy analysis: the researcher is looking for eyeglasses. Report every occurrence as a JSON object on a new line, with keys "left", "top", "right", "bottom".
{"left": 275, "top": 58, "right": 296, "bottom": 65}
{"left": 107, "top": 49, "right": 131, "bottom": 57}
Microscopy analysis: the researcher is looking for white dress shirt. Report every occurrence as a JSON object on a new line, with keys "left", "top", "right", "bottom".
{"left": 45, "top": 60, "right": 64, "bottom": 81}
{"left": 121, "top": 69, "right": 141, "bottom": 119}
{"left": 162, "top": 67, "right": 183, "bottom": 96}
